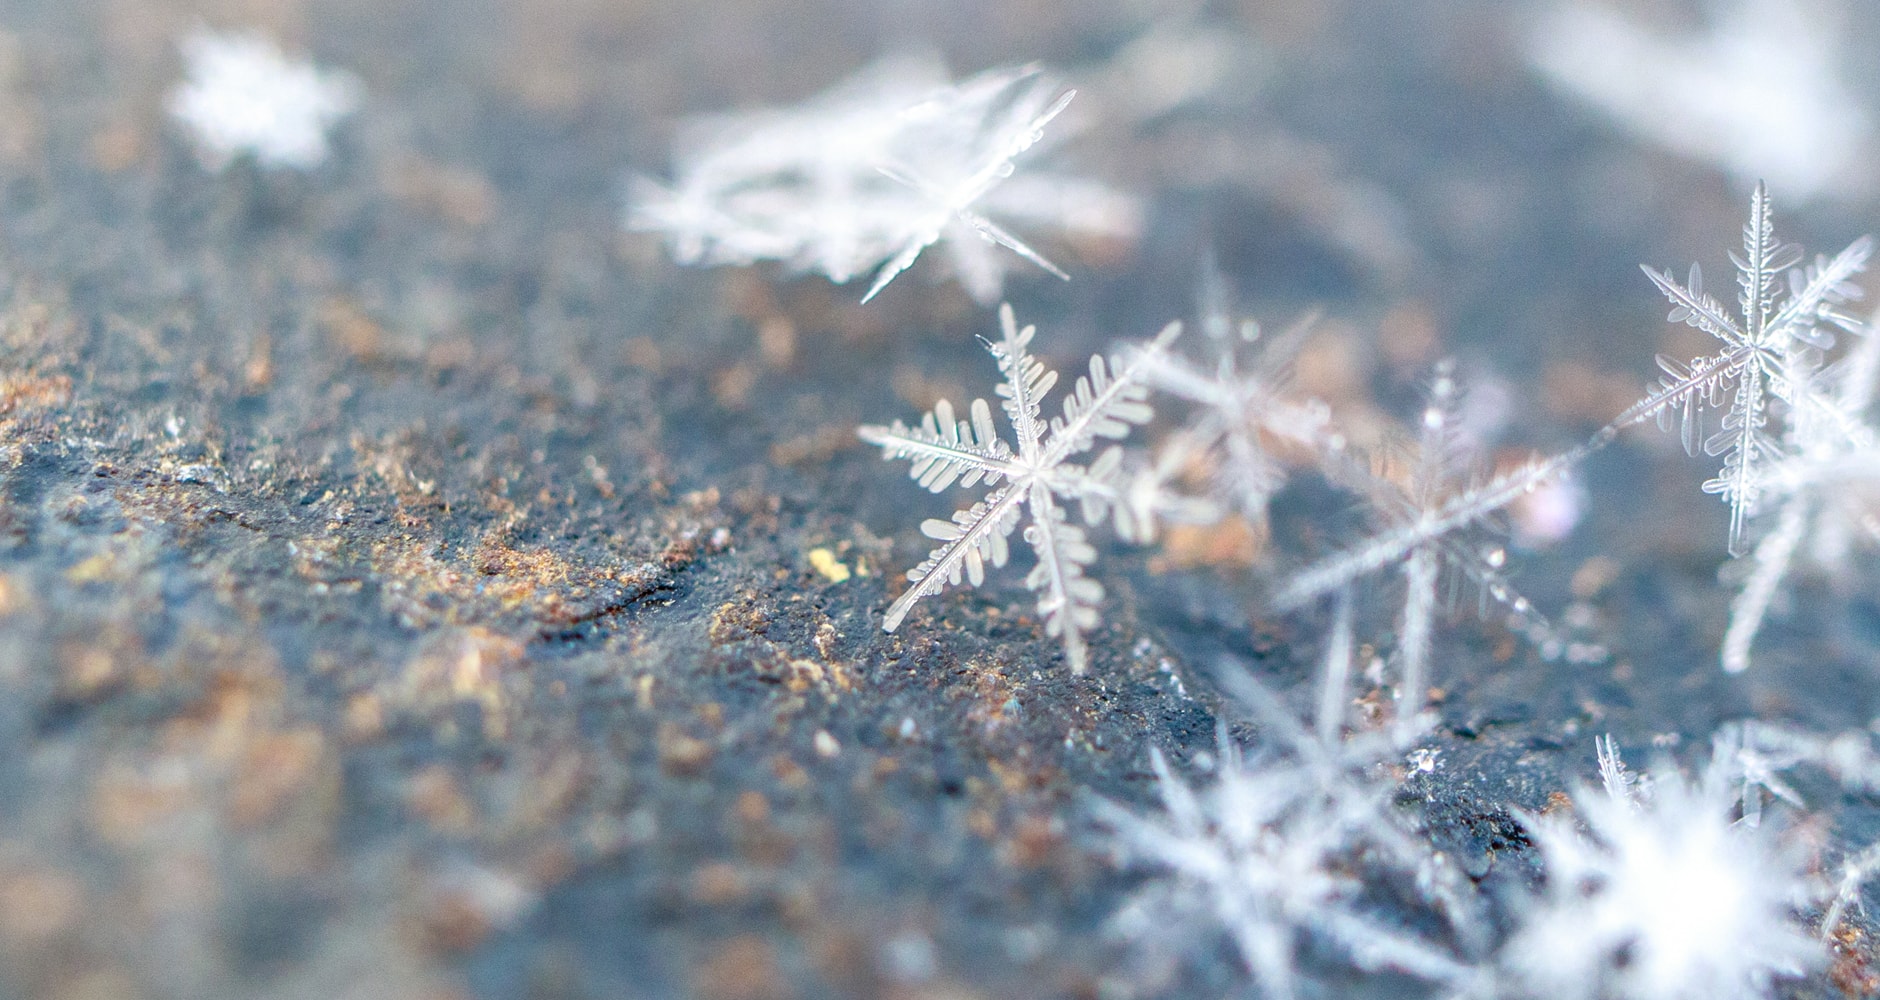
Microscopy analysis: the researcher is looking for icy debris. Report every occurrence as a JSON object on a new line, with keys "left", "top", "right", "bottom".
{"left": 629, "top": 55, "right": 1137, "bottom": 303}
{"left": 168, "top": 29, "right": 360, "bottom": 171}
{"left": 1528, "top": 0, "right": 1870, "bottom": 201}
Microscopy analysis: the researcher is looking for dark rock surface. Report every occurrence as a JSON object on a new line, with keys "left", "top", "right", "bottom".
{"left": 1, "top": 2, "right": 1879, "bottom": 998}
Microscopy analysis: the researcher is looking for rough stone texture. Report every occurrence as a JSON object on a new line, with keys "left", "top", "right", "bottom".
{"left": 1, "top": 2, "right": 1879, "bottom": 999}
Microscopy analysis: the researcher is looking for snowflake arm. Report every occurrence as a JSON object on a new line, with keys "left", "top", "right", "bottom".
{"left": 1721, "top": 493, "right": 1807, "bottom": 674}
{"left": 880, "top": 487, "right": 1024, "bottom": 632}
{"left": 1273, "top": 450, "right": 1580, "bottom": 610}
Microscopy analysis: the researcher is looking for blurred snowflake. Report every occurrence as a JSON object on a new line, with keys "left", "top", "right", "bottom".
{"left": 168, "top": 29, "right": 361, "bottom": 171}
{"left": 1275, "top": 362, "right": 1582, "bottom": 734}
{"left": 1507, "top": 738, "right": 1821, "bottom": 1000}
{"left": 1095, "top": 670, "right": 1483, "bottom": 1000}
{"left": 1528, "top": 0, "right": 1870, "bottom": 201}
{"left": 629, "top": 55, "right": 1138, "bottom": 303}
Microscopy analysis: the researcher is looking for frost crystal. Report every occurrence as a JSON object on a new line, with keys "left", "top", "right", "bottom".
{"left": 1133, "top": 269, "right": 1338, "bottom": 524}
{"left": 629, "top": 57, "right": 1137, "bottom": 303}
{"left": 1275, "top": 362, "right": 1580, "bottom": 731}
{"left": 1614, "top": 183, "right": 1870, "bottom": 557}
{"left": 1509, "top": 740, "right": 1821, "bottom": 1000}
{"left": 1096, "top": 672, "right": 1480, "bottom": 1000}
{"left": 859, "top": 305, "right": 1175, "bottom": 673}
{"left": 167, "top": 30, "right": 360, "bottom": 171}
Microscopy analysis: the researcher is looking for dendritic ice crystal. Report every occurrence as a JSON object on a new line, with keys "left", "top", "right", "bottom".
{"left": 1095, "top": 673, "right": 1482, "bottom": 1000}
{"left": 859, "top": 305, "right": 1176, "bottom": 673}
{"left": 1509, "top": 739, "right": 1820, "bottom": 1000}
{"left": 629, "top": 56, "right": 1138, "bottom": 303}
{"left": 1614, "top": 182, "right": 1870, "bottom": 557}
{"left": 1274, "top": 363, "right": 1581, "bottom": 732}
{"left": 1133, "top": 269, "right": 1338, "bottom": 525}
{"left": 168, "top": 29, "right": 361, "bottom": 171}
{"left": 1720, "top": 305, "right": 1880, "bottom": 672}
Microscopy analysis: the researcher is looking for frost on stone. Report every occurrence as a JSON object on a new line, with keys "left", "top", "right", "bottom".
{"left": 858, "top": 304, "right": 1176, "bottom": 673}
{"left": 1526, "top": 0, "right": 1870, "bottom": 201}
{"left": 1508, "top": 739, "right": 1821, "bottom": 1000}
{"left": 1094, "top": 670, "right": 1482, "bottom": 1000}
{"left": 1274, "top": 362, "right": 1583, "bottom": 733}
{"left": 628, "top": 56, "right": 1139, "bottom": 304}
{"left": 167, "top": 29, "right": 361, "bottom": 171}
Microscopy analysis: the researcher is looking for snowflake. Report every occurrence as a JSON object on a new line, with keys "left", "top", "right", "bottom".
{"left": 628, "top": 56, "right": 1138, "bottom": 304}
{"left": 1274, "top": 362, "right": 1582, "bottom": 733}
{"left": 1507, "top": 738, "right": 1821, "bottom": 1000}
{"left": 858, "top": 304, "right": 1175, "bottom": 673}
{"left": 1095, "top": 669, "right": 1482, "bottom": 1000}
{"left": 1611, "top": 183, "right": 1870, "bottom": 557}
{"left": 167, "top": 29, "right": 360, "bottom": 171}
{"left": 1133, "top": 267, "right": 1340, "bottom": 525}
{"left": 1527, "top": 0, "right": 1870, "bottom": 201}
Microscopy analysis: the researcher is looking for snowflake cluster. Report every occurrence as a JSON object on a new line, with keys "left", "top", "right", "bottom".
{"left": 54, "top": 16, "right": 1880, "bottom": 1000}
{"left": 848, "top": 182, "right": 1880, "bottom": 997}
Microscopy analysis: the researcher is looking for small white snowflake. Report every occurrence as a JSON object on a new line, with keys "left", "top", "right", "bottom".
{"left": 859, "top": 304, "right": 1175, "bottom": 672}
{"left": 168, "top": 30, "right": 361, "bottom": 171}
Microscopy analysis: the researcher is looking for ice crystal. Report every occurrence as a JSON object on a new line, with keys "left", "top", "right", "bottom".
{"left": 858, "top": 304, "right": 1175, "bottom": 672}
{"left": 1527, "top": 0, "right": 1870, "bottom": 201}
{"left": 1133, "top": 268, "right": 1339, "bottom": 524}
{"left": 167, "top": 29, "right": 360, "bottom": 171}
{"left": 1508, "top": 739, "right": 1820, "bottom": 1000}
{"left": 1095, "top": 670, "right": 1481, "bottom": 1000}
{"left": 1613, "top": 183, "right": 1870, "bottom": 557}
{"left": 1275, "top": 362, "right": 1581, "bottom": 732}
{"left": 628, "top": 57, "right": 1138, "bottom": 304}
